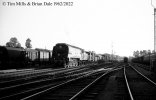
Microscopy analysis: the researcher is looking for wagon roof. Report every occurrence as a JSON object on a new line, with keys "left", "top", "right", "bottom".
{"left": 4, "top": 46, "right": 24, "bottom": 51}
{"left": 25, "top": 48, "right": 38, "bottom": 52}
{"left": 35, "top": 48, "right": 51, "bottom": 52}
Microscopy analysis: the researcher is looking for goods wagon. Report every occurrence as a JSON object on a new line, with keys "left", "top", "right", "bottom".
{"left": 0, "top": 46, "right": 52, "bottom": 69}
{"left": 25, "top": 48, "right": 52, "bottom": 66}
{"left": 35, "top": 48, "right": 52, "bottom": 65}
{"left": 0, "top": 46, "right": 26, "bottom": 69}
{"left": 25, "top": 48, "right": 38, "bottom": 66}
{"left": 132, "top": 53, "right": 156, "bottom": 72}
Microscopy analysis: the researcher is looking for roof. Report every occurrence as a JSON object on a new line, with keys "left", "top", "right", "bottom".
{"left": 4, "top": 46, "right": 24, "bottom": 51}
{"left": 35, "top": 48, "right": 51, "bottom": 52}
{"left": 25, "top": 48, "right": 38, "bottom": 52}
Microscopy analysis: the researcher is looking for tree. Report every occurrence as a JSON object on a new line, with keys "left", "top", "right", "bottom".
{"left": 25, "top": 38, "right": 32, "bottom": 48}
{"left": 133, "top": 50, "right": 139, "bottom": 57}
{"left": 16, "top": 43, "right": 22, "bottom": 48}
{"left": 6, "top": 37, "right": 21, "bottom": 48}
{"left": 6, "top": 42, "right": 14, "bottom": 47}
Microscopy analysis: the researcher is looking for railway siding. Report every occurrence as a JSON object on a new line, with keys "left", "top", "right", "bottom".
{"left": 3, "top": 63, "right": 155, "bottom": 100}
{"left": 0, "top": 63, "right": 115, "bottom": 100}
{"left": 20, "top": 66, "right": 128, "bottom": 100}
{"left": 125, "top": 65, "right": 156, "bottom": 100}
{"left": 130, "top": 63, "right": 156, "bottom": 83}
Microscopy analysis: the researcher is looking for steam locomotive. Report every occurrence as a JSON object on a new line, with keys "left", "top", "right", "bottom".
{"left": 52, "top": 43, "right": 96, "bottom": 68}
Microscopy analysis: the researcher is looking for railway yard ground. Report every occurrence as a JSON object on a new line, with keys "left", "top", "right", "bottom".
{"left": 0, "top": 62, "right": 156, "bottom": 100}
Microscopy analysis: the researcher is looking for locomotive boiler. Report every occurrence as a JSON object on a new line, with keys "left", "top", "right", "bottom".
{"left": 52, "top": 43, "right": 91, "bottom": 68}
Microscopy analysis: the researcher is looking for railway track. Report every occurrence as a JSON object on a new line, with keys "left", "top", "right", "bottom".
{"left": 0, "top": 64, "right": 93, "bottom": 79}
{"left": 0, "top": 63, "right": 114, "bottom": 89}
{"left": 124, "top": 64, "right": 156, "bottom": 100}
{"left": 0, "top": 63, "right": 112, "bottom": 100}
{"left": 0, "top": 69, "right": 99, "bottom": 100}
{"left": 19, "top": 67, "right": 123, "bottom": 100}
{"left": 0, "top": 63, "right": 125, "bottom": 100}
{"left": 130, "top": 63, "right": 151, "bottom": 71}
{"left": 6, "top": 63, "right": 154, "bottom": 100}
{"left": 0, "top": 65, "right": 93, "bottom": 88}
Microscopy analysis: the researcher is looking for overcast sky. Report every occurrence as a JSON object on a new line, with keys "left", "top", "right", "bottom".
{"left": 0, "top": 0, "right": 154, "bottom": 57}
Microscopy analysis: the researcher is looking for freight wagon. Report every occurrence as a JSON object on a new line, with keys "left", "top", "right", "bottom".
{"left": 132, "top": 53, "right": 156, "bottom": 72}
{"left": 0, "top": 46, "right": 26, "bottom": 69}
{"left": 0, "top": 46, "right": 52, "bottom": 69}
{"left": 25, "top": 48, "right": 52, "bottom": 67}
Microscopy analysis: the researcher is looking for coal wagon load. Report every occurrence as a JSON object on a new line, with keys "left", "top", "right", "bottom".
{"left": 0, "top": 46, "right": 26, "bottom": 69}
{"left": 52, "top": 43, "right": 91, "bottom": 68}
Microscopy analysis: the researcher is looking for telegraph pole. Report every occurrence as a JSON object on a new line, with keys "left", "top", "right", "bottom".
{"left": 151, "top": 0, "right": 156, "bottom": 72}
{"left": 151, "top": 0, "right": 156, "bottom": 52}
{"left": 154, "top": 8, "right": 156, "bottom": 52}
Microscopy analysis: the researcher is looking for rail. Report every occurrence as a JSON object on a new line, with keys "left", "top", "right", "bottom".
{"left": 129, "top": 64, "right": 156, "bottom": 86}
{"left": 124, "top": 66, "right": 134, "bottom": 100}
{"left": 69, "top": 67, "right": 123, "bottom": 100}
